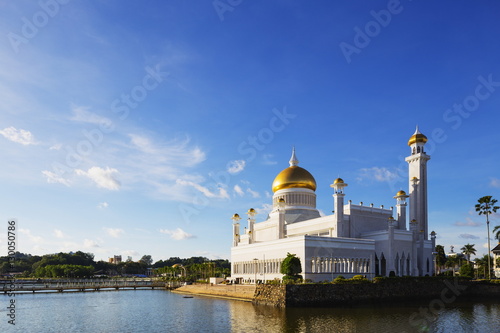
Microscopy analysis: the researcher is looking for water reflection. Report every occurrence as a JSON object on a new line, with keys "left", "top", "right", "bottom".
{"left": 228, "top": 298, "right": 500, "bottom": 333}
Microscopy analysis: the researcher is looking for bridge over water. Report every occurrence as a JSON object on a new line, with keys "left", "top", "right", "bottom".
{"left": 1, "top": 279, "right": 182, "bottom": 293}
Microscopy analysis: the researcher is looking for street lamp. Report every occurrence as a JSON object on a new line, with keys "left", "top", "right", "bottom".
{"left": 253, "top": 258, "right": 258, "bottom": 284}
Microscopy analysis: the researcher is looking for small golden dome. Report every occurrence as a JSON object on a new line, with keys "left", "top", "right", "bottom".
{"left": 396, "top": 190, "right": 406, "bottom": 196}
{"left": 272, "top": 166, "right": 317, "bottom": 192}
{"left": 247, "top": 208, "right": 256, "bottom": 213}
{"left": 334, "top": 178, "right": 344, "bottom": 184}
{"left": 231, "top": 213, "right": 241, "bottom": 220}
{"left": 408, "top": 127, "right": 428, "bottom": 146}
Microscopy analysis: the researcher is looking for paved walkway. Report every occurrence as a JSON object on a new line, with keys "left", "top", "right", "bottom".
{"left": 174, "top": 284, "right": 256, "bottom": 301}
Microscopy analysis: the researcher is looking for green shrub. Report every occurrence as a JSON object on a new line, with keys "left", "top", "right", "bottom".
{"left": 333, "top": 275, "right": 346, "bottom": 284}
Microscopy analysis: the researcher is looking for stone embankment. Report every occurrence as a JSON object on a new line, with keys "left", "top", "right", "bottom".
{"left": 253, "top": 279, "right": 500, "bottom": 307}
{"left": 174, "top": 284, "right": 256, "bottom": 301}
{"left": 173, "top": 279, "right": 500, "bottom": 308}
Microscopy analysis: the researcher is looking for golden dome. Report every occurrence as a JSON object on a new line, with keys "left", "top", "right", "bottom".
{"left": 396, "top": 190, "right": 406, "bottom": 196}
{"left": 408, "top": 127, "right": 428, "bottom": 146}
{"left": 334, "top": 178, "right": 344, "bottom": 184}
{"left": 272, "top": 166, "right": 317, "bottom": 192}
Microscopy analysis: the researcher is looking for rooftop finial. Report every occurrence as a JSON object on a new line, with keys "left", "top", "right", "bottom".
{"left": 289, "top": 147, "right": 299, "bottom": 167}
{"left": 414, "top": 125, "right": 421, "bottom": 135}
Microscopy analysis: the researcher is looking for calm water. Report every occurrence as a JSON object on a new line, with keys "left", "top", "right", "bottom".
{"left": 1, "top": 289, "right": 499, "bottom": 333}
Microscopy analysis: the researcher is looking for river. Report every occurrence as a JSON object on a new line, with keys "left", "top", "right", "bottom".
{"left": 1, "top": 289, "right": 499, "bottom": 332}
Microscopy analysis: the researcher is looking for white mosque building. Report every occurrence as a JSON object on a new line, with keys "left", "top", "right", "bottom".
{"left": 230, "top": 128, "right": 436, "bottom": 283}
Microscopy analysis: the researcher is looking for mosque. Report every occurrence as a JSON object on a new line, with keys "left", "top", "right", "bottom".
{"left": 230, "top": 128, "right": 436, "bottom": 283}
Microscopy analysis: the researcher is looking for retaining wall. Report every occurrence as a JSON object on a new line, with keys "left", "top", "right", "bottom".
{"left": 253, "top": 279, "right": 500, "bottom": 307}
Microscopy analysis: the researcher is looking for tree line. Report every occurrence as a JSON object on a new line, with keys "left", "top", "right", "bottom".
{"left": 0, "top": 251, "right": 230, "bottom": 280}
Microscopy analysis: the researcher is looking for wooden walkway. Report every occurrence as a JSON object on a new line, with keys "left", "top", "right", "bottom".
{"left": 1, "top": 279, "right": 182, "bottom": 293}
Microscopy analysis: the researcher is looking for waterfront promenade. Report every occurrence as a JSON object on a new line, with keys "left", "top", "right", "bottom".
{"left": 1, "top": 278, "right": 180, "bottom": 293}
{"left": 174, "top": 284, "right": 256, "bottom": 301}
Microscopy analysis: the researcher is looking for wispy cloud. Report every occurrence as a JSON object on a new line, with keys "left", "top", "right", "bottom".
{"left": 128, "top": 134, "right": 205, "bottom": 167}
{"left": 227, "top": 160, "right": 246, "bottom": 174}
{"left": 247, "top": 188, "right": 260, "bottom": 198}
{"left": 453, "top": 218, "right": 482, "bottom": 227}
{"left": 490, "top": 178, "right": 500, "bottom": 188}
{"left": 358, "top": 167, "right": 401, "bottom": 182}
{"left": 70, "top": 105, "right": 113, "bottom": 128}
{"left": 54, "top": 229, "right": 66, "bottom": 239}
{"left": 0, "top": 127, "right": 38, "bottom": 145}
{"left": 234, "top": 184, "right": 244, "bottom": 196}
{"left": 176, "top": 179, "right": 229, "bottom": 199}
{"left": 19, "top": 228, "right": 43, "bottom": 243}
{"left": 160, "top": 228, "right": 195, "bottom": 240}
{"left": 76, "top": 166, "right": 121, "bottom": 190}
{"left": 262, "top": 154, "right": 277, "bottom": 165}
{"left": 103, "top": 227, "right": 124, "bottom": 238}
{"left": 459, "top": 233, "right": 480, "bottom": 239}
{"left": 49, "top": 143, "right": 62, "bottom": 150}
{"left": 42, "top": 170, "right": 71, "bottom": 186}
{"left": 83, "top": 239, "right": 100, "bottom": 248}
{"left": 97, "top": 202, "right": 109, "bottom": 209}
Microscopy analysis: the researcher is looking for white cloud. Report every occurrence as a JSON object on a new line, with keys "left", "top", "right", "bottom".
{"left": 103, "top": 227, "right": 124, "bottom": 238}
{"left": 54, "top": 229, "right": 66, "bottom": 239}
{"left": 76, "top": 166, "right": 121, "bottom": 190}
{"left": 176, "top": 179, "right": 229, "bottom": 199}
{"left": 122, "top": 250, "right": 140, "bottom": 257}
{"left": 83, "top": 239, "right": 100, "bottom": 248}
{"left": 453, "top": 218, "right": 482, "bottom": 227}
{"left": 459, "top": 233, "right": 480, "bottom": 239}
{"left": 358, "top": 167, "right": 401, "bottom": 183}
{"left": 247, "top": 188, "right": 260, "bottom": 198}
{"left": 262, "top": 154, "right": 277, "bottom": 165}
{"left": 128, "top": 133, "right": 205, "bottom": 167}
{"left": 49, "top": 143, "right": 62, "bottom": 150}
{"left": 0, "top": 126, "right": 37, "bottom": 145}
{"left": 234, "top": 184, "right": 244, "bottom": 196}
{"left": 490, "top": 178, "right": 500, "bottom": 188}
{"left": 19, "top": 228, "right": 43, "bottom": 243}
{"left": 70, "top": 105, "right": 113, "bottom": 128}
{"left": 98, "top": 202, "right": 109, "bottom": 209}
{"left": 227, "top": 160, "right": 246, "bottom": 174}
{"left": 160, "top": 228, "right": 195, "bottom": 240}
{"left": 42, "top": 170, "right": 71, "bottom": 186}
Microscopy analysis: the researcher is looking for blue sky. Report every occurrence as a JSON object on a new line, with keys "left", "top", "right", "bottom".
{"left": 0, "top": 0, "right": 499, "bottom": 262}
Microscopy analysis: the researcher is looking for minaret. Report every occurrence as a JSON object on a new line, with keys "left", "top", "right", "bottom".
{"left": 331, "top": 178, "right": 348, "bottom": 237}
{"left": 231, "top": 213, "right": 241, "bottom": 247}
{"left": 394, "top": 190, "right": 409, "bottom": 230}
{"left": 405, "top": 127, "right": 430, "bottom": 240}
{"left": 247, "top": 208, "right": 256, "bottom": 244}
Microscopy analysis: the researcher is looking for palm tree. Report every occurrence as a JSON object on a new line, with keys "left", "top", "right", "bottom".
{"left": 493, "top": 225, "right": 500, "bottom": 242}
{"left": 461, "top": 243, "right": 477, "bottom": 263}
{"left": 435, "top": 245, "right": 447, "bottom": 274}
{"left": 475, "top": 196, "right": 499, "bottom": 279}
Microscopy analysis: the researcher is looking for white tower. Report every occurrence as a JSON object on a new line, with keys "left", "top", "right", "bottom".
{"left": 394, "top": 190, "right": 409, "bottom": 230}
{"left": 405, "top": 127, "right": 430, "bottom": 240}
{"left": 331, "top": 178, "right": 348, "bottom": 237}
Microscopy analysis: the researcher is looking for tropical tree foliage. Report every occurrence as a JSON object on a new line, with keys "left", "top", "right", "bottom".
{"left": 435, "top": 245, "right": 447, "bottom": 274}
{"left": 476, "top": 195, "right": 499, "bottom": 279}
{"left": 460, "top": 244, "right": 476, "bottom": 263}
{"left": 280, "top": 253, "right": 302, "bottom": 283}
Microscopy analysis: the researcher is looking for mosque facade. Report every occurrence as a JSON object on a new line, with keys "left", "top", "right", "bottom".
{"left": 230, "top": 128, "right": 436, "bottom": 283}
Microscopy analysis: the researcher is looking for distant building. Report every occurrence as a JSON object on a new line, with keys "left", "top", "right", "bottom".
{"left": 230, "top": 128, "right": 436, "bottom": 283}
{"left": 109, "top": 255, "right": 122, "bottom": 264}
{"left": 492, "top": 244, "right": 500, "bottom": 278}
